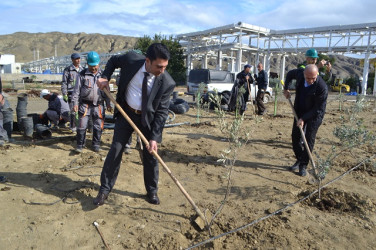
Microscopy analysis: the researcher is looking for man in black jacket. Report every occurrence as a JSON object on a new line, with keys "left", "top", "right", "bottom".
{"left": 283, "top": 64, "right": 328, "bottom": 177}
{"left": 255, "top": 63, "right": 268, "bottom": 115}
{"left": 235, "top": 64, "right": 253, "bottom": 114}
{"left": 94, "top": 43, "right": 175, "bottom": 206}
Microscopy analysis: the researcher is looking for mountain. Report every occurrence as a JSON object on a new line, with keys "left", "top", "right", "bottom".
{"left": 0, "top": 32, "right": 365, "bottom": 79}
{"left": 0, "top": 32, "right": 138, "bottom": 62}
{"left": 275, "top": 53, "right": 364, "bottom": 79}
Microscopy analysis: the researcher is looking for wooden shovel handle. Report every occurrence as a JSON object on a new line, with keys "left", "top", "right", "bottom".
{"left": 287, "top": 98, "right": 319, "bottom": 177}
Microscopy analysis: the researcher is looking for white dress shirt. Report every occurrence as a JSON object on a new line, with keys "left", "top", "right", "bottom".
{"left": 125, "top": 63, "right": 155, "bottom": 110}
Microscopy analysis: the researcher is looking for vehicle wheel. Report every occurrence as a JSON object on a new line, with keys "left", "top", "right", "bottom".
{"left": 263, "top": 94, "right": 271, "bottom": 104}
{"left": 169, "top": 98, "right": 190, "bottom": 114}
{"left": 220, "top": 91, "right": 232, "bottom": 105}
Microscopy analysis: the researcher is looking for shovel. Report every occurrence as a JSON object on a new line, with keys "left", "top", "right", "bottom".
{"left": 103, "top": 88, "right": 209, "bottom": 230}
{"left": 246, "top": 79, "right": 256, "bottom": 115}
{"left": 287, "top": 97, "right": 320, "bottom": 182}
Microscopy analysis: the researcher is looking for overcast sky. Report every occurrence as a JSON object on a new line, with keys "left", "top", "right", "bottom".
{"left": 1, "top": 0, "right": 375, "bottom": 37}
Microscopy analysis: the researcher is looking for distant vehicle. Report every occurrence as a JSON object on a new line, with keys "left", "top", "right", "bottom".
{"left": 187, "top": 69, "right": 235, "bottom": 94}
{"left": 331, "top": 78, "right": 350, "bottom": 93}
{"left": 109, "top": 79, "right": 118, "bottom": 93}
{"left": 186, "top": 69, "right": 273, "bottom": 103}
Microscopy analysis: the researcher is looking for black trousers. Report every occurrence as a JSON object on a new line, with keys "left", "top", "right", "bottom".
{"left": 99, "top": 107, "right": 159, "bottom": 195}
{"left": 291, "top": 118, "right": 322, "bottom": 166}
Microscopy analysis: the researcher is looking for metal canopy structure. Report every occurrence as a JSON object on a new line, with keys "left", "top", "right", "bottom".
{"left": 268, "top": 22, "right": 376, "bottom": 54}
{"left": 22, "top": 50, "right": 129, "bottom": 75}
{"left": 177, "top": 21, "right": 376, "bottom": 95}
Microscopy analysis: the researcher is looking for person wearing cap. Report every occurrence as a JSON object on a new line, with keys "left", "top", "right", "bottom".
{"left": 62, "top": 53, "right": 84, "bottom": 133}
{"left": 235, "top": 64, "right": 254, "bottom": 114}
{"left": 299, "top": 48, "right": 332, "bottom": 82}
{"left": 71, "top": 51, "right": 112, "bottom": 153}
{"left": 39, "top": 89, "right": 70, "bottom": 128}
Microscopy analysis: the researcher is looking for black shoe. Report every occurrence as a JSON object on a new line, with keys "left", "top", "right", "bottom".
{"left": 147, "top": 193, "right": 160, "bottom": 205}
{"left": 124, "top": 147, "right": 131, "bottom": 154}
{"left": 299, "top": 165, "right": 307, "bottom": 177}
{"left": 288, "top": 161, "right": 300, "bottom": 171}
{"left": 93, "top": 146, "right": 101, "bottom": 152}
{"left": 93, "top": 192, "right": 108, "bottom": 206}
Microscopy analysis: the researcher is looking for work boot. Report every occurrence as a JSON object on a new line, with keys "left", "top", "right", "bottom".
{"left": 299, "top": 165, "right": 307, "bottom": 177}
{"left": 75, "top": 146, "right": 83, "bottom": 154}
{"left": 288, "top": 161, "right": 300, "bottom": 171}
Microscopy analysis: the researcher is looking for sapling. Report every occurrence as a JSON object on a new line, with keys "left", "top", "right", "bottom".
{"left": 206, "top": 87, "right": 259, "bottom": 230}
{"left": 315, "top": 97, "right": 376, "bottom": 180}
{"left": 194, "top": 83, "right": 206, "bottom": 124}
{"left": 337, "top": 88, "right": 345, "bottom": 111}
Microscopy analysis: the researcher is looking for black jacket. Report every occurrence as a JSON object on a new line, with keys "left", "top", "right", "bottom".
{"left": 102, "top": 51, "right": 176, "bottom": 142}
{"left": 284, "top": 68, "right": 328, "bottom": 122}
{"left": 236, "top": 70, "right": 253, "bottom": 91}
{"left": 255, "top": 70, "right": 268, "bottom": 90}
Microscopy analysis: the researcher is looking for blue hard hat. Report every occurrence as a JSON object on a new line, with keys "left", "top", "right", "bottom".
{"left": 87, "top": 51, "right": 100, "bottom": 66}
{"left": 244, "top": 64, "right": 251, "bottom": 69}
{"left": 305, "top": 48, "right": 318, "bottom": 58}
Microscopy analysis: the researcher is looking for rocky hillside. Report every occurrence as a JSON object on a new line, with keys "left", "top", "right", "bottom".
{"left": 277, "top": 53, "right": 364, "bottom": 79}
{"left": 0, "top": 32, "right": 138, "bottom": 62}
{"left": 0, "top": 32, "right": 364, "bottom": 79}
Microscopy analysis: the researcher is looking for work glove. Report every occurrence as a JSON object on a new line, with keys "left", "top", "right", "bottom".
{"left": 63, "top": 95, "right": 68, "bottom": 102}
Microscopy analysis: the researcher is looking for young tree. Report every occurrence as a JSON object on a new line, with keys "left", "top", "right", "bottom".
{"left": 135, "top": 34, "right": 186, "bottom": 84}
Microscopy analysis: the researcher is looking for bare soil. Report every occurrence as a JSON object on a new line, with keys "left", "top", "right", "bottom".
{"left": 0, "top": 93, "right": 375, "bottom": 249}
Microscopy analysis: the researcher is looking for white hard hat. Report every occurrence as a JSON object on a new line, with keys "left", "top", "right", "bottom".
{"left": 359, "top": 76, "right": 363, "bottom": 81}
{"left": 40, "top": 89, "right": 50, "bottom": 98}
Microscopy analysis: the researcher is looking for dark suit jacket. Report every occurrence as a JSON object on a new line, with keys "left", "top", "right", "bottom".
{"left": 102, "top": 51, "right": 176, "bottom": 142}
{"left": 284, "top": 68, "right": 328, "bottom": 122}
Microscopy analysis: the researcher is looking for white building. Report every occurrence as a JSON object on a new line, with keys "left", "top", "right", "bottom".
{"left": 0, "top": 54, "right": 22, "bottom": 74}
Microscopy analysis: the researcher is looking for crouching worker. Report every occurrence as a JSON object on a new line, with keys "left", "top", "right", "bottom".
{"left": 40, "top": 89, "right": 70, "bottom": 128}
{"left": 71, "top": 51, "right": 112, "bottom": 153}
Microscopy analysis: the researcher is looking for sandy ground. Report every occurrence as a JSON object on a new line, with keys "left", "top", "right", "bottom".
{"left": 0, "top": 91, "right": 375, "bottom": 250}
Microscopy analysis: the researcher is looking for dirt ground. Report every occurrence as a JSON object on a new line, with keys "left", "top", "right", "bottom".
{"left": 0, "top": 91, "right": 375, "bottom": 250}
